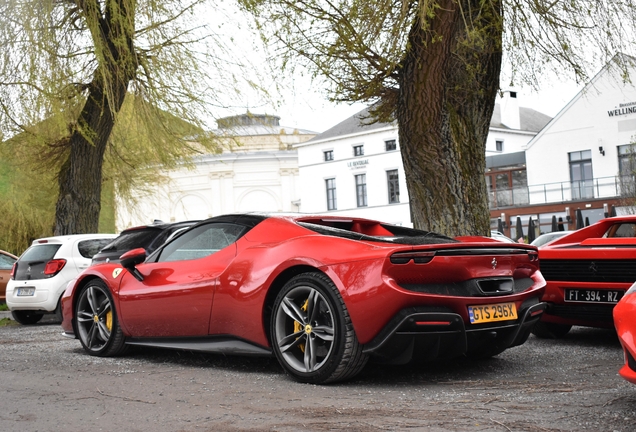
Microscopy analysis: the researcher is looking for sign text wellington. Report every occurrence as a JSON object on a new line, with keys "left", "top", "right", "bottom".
{"left": 608, "top": 101, "right": 636, "bottom": 117}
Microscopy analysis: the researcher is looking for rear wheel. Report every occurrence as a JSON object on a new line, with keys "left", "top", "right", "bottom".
{"left": 531, "top": 321, "right": 572, "bottom": 339}
{"left": 75, "top": 280, "right": 127, "bottom": 356}
{"left": 271, "top": 272, "right": 367, "bottom": 384}
{"left": 11, "top": 310, "right": 43, "bottom": 325}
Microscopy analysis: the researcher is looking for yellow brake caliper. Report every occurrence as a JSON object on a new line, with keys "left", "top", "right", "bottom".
{"left": 294, "top": 299, "right": 309, "bottom": 352}
{"left": 105, "top": 311, "right": 113, "bottom": 332}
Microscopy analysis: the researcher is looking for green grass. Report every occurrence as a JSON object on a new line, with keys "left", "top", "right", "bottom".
{"left": 0, "top": 317, "right": 17, "bottom": 327}
{"left": 0, "top": 303, "right": 8, "bottom": 311}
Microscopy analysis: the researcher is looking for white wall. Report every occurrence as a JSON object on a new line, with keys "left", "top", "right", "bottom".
{"left": 296, "top": 126, "right": 412, "bottom": 226}
{"left": 486, "top": 129, "right": 536, "bottom": 155}
{"left": 116, "top": 151, "right": 299, "bottom": 230}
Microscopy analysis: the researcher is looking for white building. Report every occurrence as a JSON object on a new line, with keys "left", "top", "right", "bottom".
{"left": 486, "top": 54, "right": 636, "bottom": 237}
{"left": 524, "top": 54, "right": 636, "bottom": 220}
{"left": 116, "top": 113, "right": 315, "bottom": 229}
{"left": 295, "top": 94, "right": 552, "bottom": 227}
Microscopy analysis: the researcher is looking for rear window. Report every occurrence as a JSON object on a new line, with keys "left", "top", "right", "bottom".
{"left": 20, "top": 244, "right": 62, "bottom": 262}
{"left": 78, "top": 239, "right": 114, "bottom": 259}
{"left": 100, "top": 229, "right": 161, "bottom": 253}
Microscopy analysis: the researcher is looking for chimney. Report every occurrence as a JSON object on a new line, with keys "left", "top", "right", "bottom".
{"left": 501, "top": 90, "right": 520, "bottom": 130}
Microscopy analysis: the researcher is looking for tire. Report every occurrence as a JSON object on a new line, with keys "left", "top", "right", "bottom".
{"left": 271, "top": 272, "right": 368, "bottom": 384}
{"left": 75, "top": 280, "right": 127, "bottom": 357}
{"left": 531, "top": 321, "right": 572, "bottom": 339}
{"left": 11, "top": 310, "right": 43, "bottom": 325}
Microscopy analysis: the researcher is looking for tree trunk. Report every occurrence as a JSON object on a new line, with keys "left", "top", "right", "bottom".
{"left": 54, "top": 78, "right": 127, "bottom": 235}
{"left": 397, "top": 0, "right": 502, "bottom": 236}
{"left": 54, "top": 0, "right": 137, "bottom": 235}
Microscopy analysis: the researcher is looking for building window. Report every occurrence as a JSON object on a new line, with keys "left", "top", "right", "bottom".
{"left": 355, "top": 174, "right": 367, "bottom": 207}
{"left": 323, "top": 150, "right": 333, "bottom": 161}
{"left": 618, "top": 144, "right": 636, "bottom": 196}
{"left": 353, "top": 145, "right": 364, "bottom": 156}
{"left": 325, "top": 178, "right": 337, "bottom": 210}
{"left": 387, "top": 170, "right": 400, "bottom": 203}
{"left": 618, "top": 144, "right": 636, "bottom": 176}
{"left": 385, "top": 140, "right": 397, "bottom": 151}
{"left": 569, "top": 150, "right": 594, "bottom": 199}
{"left": 485, "top": 169, "right": 529, "bottom": 209}
{"left": 495, "top": 140, "right": 503, "bottom": 152}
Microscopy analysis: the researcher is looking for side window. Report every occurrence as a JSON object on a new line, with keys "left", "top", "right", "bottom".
{"left": 609, "top": 223, "right": 636, "bottom": 238}
{"left": 157, "top": 223, "right": 245, "bottom": 262}
{"left": 78, "top": 239, "right": 114, "bottom": 259}
{"left": 0, "top": 253, "right": 16, "bottom": 269}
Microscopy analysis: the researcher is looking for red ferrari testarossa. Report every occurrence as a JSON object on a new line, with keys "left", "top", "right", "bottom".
{"left": 535, "top": 215, "right": 636, "bottom": 339}
{"left": 61, "top": 214, "right": 546, "bottom": 383}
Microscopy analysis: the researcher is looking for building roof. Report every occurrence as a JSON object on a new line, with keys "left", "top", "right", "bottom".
{"left": 308, "top": 107, "right": 396, "bottom": 142}
{"left": 215, "top": 113, "right": 316, "bottom": 137}
{"left": 308, "top": 103, "right": 551, "bottom": 143}
{"left": 490, "top": 105, "right": 552, "bottom": 132}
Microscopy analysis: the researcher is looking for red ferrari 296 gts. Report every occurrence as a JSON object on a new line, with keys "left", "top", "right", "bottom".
{"left": 61, "top": 214, "right": 546, "bottom": 383}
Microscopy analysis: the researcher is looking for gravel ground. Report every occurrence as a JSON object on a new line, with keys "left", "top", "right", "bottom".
{"left": 1, "top": 314, "right": 635, "bottom": 432}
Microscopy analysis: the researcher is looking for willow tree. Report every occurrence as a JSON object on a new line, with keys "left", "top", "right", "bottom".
{"left": 0, "top": 1, "right": 241, "bottom": 234}
{"left": 242, "top": 0, "right": 636, "bottom": 236}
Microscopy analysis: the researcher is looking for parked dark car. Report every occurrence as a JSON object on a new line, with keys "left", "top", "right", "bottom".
{"left": 91, "top": 220, "right": 198, "bottom": 265}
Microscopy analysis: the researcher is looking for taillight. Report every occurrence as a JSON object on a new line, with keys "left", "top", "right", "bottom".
{"left": 390, "top": 251, "right": 436, "bottom": 264}
{"left": 528, "top": 251, "right": 539, "bottom": 262}
{"left": 10, "top": 262, "right": 16, "bottom": 279}
{"left": 43, "top": 259, "right": 66, "bottom": 276}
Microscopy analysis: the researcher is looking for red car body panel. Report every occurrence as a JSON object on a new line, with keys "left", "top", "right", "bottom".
{"left": 614, "top": 288, "right": 636, "bottom": 384}
{"left": 538, "top": 216, "right": 636, "bottom": 329}
{"left": 61, "top": 214, "right": 546, "bottom": 363}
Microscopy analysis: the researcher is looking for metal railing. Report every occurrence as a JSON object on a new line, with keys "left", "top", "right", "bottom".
{"left": 489, "top": 175, "right": 633, "bottom": 209}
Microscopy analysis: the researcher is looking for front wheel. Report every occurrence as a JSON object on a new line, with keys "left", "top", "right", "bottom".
{"left": 75, "top": 280, "right": 127, "bottom": 357}
{"left": 11, "top": 310, "right": 43, "bottom": 325}
{"left": 271, "top": 272, "right": 367, "bottom": 384}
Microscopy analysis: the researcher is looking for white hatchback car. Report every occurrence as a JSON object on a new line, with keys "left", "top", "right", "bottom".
{"left": 6, "top": 233, "right": 117, "bottom": 324}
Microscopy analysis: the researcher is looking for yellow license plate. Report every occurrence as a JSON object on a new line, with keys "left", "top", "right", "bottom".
{"left": 468, "top": 302, "right": 517, "bottom": 324}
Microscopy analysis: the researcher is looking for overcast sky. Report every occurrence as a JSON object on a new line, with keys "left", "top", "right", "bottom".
{"left": 211, "top": 5, "right": 587, "bottom": 134}
{"left": 266, "top": 79, "right": 584, "bottom": 134}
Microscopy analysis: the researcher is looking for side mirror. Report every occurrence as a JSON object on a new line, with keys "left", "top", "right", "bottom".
{"left": 120, "top": 248, "right": 146, "bottom": 282}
